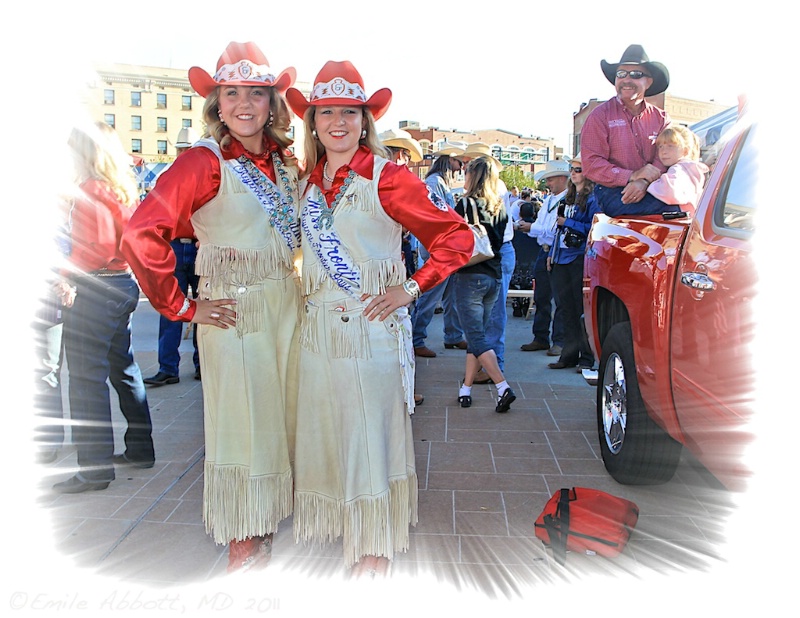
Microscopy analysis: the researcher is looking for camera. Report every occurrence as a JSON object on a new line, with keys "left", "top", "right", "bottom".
{"left": 563, "top": 229, "right": 586, "bottom": 248}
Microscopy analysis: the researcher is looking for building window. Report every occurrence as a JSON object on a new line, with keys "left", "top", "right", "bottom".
{"left": 182, "top": 119, "right": 192, "bottom": 129}
{"left": 104, "top": 114, "right": 115, "bottom": 128}
{"left": 157, "top": 140, "right": 168, "bottom": 155}
{"left": 104, "top": 89, "right": 115, "bottom": 105}
{"left": 131, "top": 116, "right": 142, "bottom": 131}
{"left": 157, "top": 117, "right": 167, "bottom": 132}
{"left": 131, "top": 91, "right": 141, "bottom": 107}
{"left": 287, "top": 126, "right": 295, "bottom": 140}
{"left": 157, "top": 93, "right": 167, "bottom": 109}
{"left": 132, "top": 139, "right": 142, "bottom": 153}
{"left": 182, "top": 95, "right": 192, "bottom": 111}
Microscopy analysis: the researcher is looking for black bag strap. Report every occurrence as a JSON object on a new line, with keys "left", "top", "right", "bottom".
{"left": 542, "top": 488, "right": 571, "bottom": 565}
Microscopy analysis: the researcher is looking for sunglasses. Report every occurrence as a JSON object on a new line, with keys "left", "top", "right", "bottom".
{"left": 570, "top": 167, "right": 583, "bottom": 173}
{"left": 615, "top": 69, "right": 651, "bottom": 80}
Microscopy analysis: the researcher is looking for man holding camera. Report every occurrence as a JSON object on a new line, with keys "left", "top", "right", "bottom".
{"left": 517, "top": 160, "right": 568, "bottom": 356}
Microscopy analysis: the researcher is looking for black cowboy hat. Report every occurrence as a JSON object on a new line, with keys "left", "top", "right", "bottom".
{"left": 601, "top": 44, "right": 669, "bottom": 97}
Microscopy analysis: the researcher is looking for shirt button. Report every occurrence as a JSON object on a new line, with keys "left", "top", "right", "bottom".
{"left": 341, "top": 316, "right": 350, "bottom": 322}
{"left": 237, "top": 286, "right": 247, "bottom": 294}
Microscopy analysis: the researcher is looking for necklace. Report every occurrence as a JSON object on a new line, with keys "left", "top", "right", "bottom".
{"left": 237, "top": 152, "right": 297, "bottom": 236}
{"left": 316, "top": 169, "right": 356, "bottom": 230}
{"left": 323, "top": 161, "right": 335, "bottom": 184}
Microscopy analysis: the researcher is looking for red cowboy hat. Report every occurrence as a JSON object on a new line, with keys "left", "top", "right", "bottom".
{"left": 285, "top": 60, "right": 392, "bottom": 120}
{"left": 188, "top": 41, "right": 296, "bottom": 97}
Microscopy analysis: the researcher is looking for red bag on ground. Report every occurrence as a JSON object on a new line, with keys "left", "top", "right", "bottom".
{"left": 534, "top": 487, "right": 639, "bottom": 564}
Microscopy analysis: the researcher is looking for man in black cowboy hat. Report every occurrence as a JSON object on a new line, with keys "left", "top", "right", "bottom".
{"left": 581, "top": 44, "right": 672, "bottom": 216}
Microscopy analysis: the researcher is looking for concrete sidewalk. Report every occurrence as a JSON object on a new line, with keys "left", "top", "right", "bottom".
{"left": 29, "top": 297, "right": 738, "bottom": 604}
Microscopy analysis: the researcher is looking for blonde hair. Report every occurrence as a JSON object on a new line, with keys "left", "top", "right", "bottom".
{"left": 202, "top": 86, "right": 297, "bottom": 168}
{"left": 463, "top": 156, "right": 503, "bottom": 218}
{"left": 299, "top": 106, "right": 390, "bottom": 178}
{"left": 69, "top": 121, "right": 138, "bottom": 208}
{"left": 657, "top": 125, "right": 701, "bottom": 161}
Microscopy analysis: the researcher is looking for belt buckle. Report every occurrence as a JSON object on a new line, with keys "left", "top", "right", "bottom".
{"left": 178, "top": 238, "right": 194, "bottom": 244}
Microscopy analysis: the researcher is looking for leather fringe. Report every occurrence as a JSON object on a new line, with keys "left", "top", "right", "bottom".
{"left": 293, "top": 471, "right": 418, "bottom": 567}
{"left": 203, "top": 463, "right": 293, "bottom": 545}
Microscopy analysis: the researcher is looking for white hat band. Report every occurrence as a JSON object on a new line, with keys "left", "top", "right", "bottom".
{"left": 310, "top": 77, "right": 367, "bottom": 103}
{"left": 213, "top": 60, "right": 276, "bottom": 85}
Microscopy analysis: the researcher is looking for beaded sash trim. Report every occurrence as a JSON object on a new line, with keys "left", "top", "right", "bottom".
{"left": 301, "top": 183, "right": 362, "bottom": 297}
{"left": 226, "top": 152, "right": 300, "bottom": 253}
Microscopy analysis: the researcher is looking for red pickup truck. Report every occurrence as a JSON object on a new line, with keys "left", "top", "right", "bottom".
{"left": 582, "top": 117, "right": 757, "bottom": 492}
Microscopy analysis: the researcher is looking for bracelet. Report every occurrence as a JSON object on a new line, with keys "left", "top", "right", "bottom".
{"left": 176, "top": 297, "right": 192, "bottom": 317}
{"left": 402, "top": 279, "right": 421, "bottom": 299}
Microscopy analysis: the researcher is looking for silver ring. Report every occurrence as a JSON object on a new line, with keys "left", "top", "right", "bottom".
{"left": 210, "top": 312, "right": 220, "bottom": 319}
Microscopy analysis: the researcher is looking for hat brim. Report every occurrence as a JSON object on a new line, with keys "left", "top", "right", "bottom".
{"left": 534, "top": 169, "right": 569, "bottom": 182}
{"left": 286, "top": 87, "right": 392, "bottom": 121}
{"left": 600, "top": 60, "right": 669, "bottom": 97}
{"left": 383, "top": 138, "right": 423, "bottom": 162}
{"left": 189, "top": 66, "right": 296, "bottom": 97}
{"left": 433, "top": 146, "right": 466, "bottom": 157}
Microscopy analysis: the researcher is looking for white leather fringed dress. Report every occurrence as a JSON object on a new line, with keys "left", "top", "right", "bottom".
{"left": 293, "top": 157, "right": 418, "bottom": 567}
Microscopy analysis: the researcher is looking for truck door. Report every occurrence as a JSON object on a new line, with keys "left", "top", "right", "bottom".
{"left": 669, "top": 125, "right": 757, "bottom": 489}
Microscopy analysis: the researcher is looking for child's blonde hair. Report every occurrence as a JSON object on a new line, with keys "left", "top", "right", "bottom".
{"left": 656, "top": 125, "right": 701, "bottom": 161}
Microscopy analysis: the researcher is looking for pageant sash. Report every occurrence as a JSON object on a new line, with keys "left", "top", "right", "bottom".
{"left": 301, "top": 184, "right": 362, "bottom": 297}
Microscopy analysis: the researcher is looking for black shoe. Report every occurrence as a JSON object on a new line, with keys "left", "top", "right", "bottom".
{"left": 143, "top": 371, "right": 179, "bottom": 386}
{"left": 53, "top": 474, "right": 110, "bottom": 494}
{"left": 444, "top": 341, "right": 468, "bottom": 350}
{"left": 495, "top": 388, "right": 516, "bottom": 413}
{"left": 434, "top": 307, "right": 444, "bottom": 314}
{"left": 113, "top": 453, "right": 155, "bottom": 469}
{"left": 458, "top": 395, "right": 472, "bottom": 408}
{"left": 520, "top": 341, "right": 549, "bottom": 352}
{"left": 548, "top": 360, "right": 578, "bottom": 369}
{"left": 194, "top": 368, "right": 201, "bottom": 380}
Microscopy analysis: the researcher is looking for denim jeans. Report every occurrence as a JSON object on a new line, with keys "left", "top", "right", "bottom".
{"left": 33, "top": 321, "right": 65, "bottom": 449}
{"left": 411, "top": 246, "right": 463, "bottom": 347}
{"left": 485, "top": 241, "right": 515, "bottom": 370}
{"left": 594, "top": 184, "right": 681, "bottom": 217}
{"left": 64, "top": 274, "right": 154, "bottom": 480}
{"left": 158, "top": 240, "right": 200, "bottom": 375}
{"left": 453, "top": 272, "right": 500, "bottom": 357}
{"left": 531, "top": 248, "right": 564, "bottom": 347}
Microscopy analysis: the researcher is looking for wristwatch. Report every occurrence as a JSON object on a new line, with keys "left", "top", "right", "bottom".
{"left": 402, "top": 278, "right": 421, "bottom": 299}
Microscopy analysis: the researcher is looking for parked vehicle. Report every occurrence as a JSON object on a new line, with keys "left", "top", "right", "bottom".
{"left": 582, "top": 115, "right": 756, "bottom": 491}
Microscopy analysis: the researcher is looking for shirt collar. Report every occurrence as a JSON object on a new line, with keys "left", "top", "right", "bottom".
{"left": 222, "top": 135, "right": 279, "bottom": 161}
{"left": 309, "top": 145, "right": 375, "bottom": 185}
{"left": 613, "top": 95, "right": 653, "bottom": 118}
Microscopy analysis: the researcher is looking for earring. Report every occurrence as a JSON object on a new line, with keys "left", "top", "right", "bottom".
{"left": 361, "top": 129, "right": 367, "bottom": 139}
{"left": 312, "top": 130, "right": 318, "bottom": 139}
{"left": 217, "top": 110, "right": 226, "bottom": 126}
{"left": 266, "top": 110, "right": 274, "bottom": 128}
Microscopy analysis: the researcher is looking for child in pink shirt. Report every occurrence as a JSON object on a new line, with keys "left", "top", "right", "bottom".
{"left": 646, "top": 125, "right": 709, "bottom": 216}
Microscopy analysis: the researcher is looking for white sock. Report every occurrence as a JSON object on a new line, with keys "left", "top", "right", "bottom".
{"left": 496, "top": 381, "right": 509, "bottom": 397}
{"left": 459, "top": 384, "right": 472, "bottom": 397}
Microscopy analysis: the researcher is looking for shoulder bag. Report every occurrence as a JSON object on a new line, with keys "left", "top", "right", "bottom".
{"left": 462, "top": 197, "right": 494, "bottom": 266}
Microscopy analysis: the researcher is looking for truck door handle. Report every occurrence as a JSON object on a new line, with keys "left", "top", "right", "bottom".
{"left": 680, "top": 272, "right": 716, "bottom": 291}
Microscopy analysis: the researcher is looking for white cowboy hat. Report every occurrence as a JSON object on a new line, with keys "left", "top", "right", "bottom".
{"left": 433, "top": 141, "right": 466, "bottom": 157}
{"left": 176, "top": 127, "right": 200, "bottom": 149}
{"left": 462, "top": 142, "right": 503, "bottom": 170}
{"left": 379, "top": 128, "right": 424, "bottom": 162}
{"left": 534, "top": 159, "right": 570, "bottom": 182}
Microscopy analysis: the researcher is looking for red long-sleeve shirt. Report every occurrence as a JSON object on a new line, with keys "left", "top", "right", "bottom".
{"left": 68, "top": 178, "right": 134, "bottom": 274}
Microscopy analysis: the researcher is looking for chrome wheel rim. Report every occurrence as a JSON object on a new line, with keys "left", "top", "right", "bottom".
{"left": 601, "top": 353, "right": 627, "bottom": 454}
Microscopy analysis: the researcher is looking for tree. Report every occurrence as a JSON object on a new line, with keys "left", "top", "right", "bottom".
{"left": 499, "top": 166, "right": 535, "bottom": 192}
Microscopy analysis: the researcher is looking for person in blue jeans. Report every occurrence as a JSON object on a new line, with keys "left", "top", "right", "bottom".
{"left": 412, "top": 153, "right": 466, "bottom": 358}
{"left": 144, "top": 130, "right": 202, "bottom": 387}
{"left": 452, "top": 156, "right": 516, "bottom": 414}
{"left": 53, "top": 122, "right": 155, "bottom": 494}
{"left": 144, "top": 238, "right": 201, "bottom": 385}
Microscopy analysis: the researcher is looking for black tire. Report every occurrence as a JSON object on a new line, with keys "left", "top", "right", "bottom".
{"left": 597, "top": 321, "right": 682, "bottom": 485}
